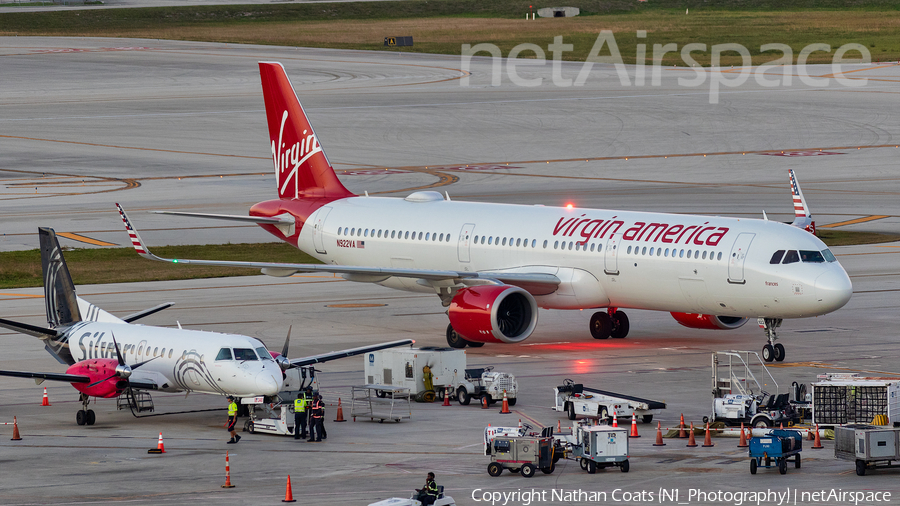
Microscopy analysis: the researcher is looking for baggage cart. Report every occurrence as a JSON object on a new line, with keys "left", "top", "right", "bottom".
{"left": 571, "top": 425, "right": 630, "bottom": 474}
{"left": 351, "top": 385, "right": 411, "bottom": 423}
{"left": 748, "top": 429, "right": 803, "bottom": 475}
{"left": 487, "top": 436, "right": 556, "bottom": 478}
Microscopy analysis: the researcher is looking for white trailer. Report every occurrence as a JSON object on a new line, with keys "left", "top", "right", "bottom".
{"left": 364, "top": 347, "right": 517, "bottom": 405}
{"left": 812, "top": 374, "right": 900, "bottom": 426}
{"left": 554, "top": 379, "right": 665, "bottom": 423}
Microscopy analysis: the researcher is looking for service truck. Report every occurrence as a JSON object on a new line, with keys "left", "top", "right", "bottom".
{"left": 554, "top": 379, "right": 665, "bottom": 423}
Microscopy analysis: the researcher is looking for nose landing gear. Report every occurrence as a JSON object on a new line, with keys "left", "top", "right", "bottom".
{"left": 759, "top": 318, "right": 785, "bottom": 362}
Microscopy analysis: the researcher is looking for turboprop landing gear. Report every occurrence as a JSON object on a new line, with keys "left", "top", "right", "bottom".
{"left": 759, "top": 318, "right": 784, "bottom": 363}
{"left": 590, "top": 308, "right": 630, "bottom": 339}
{"left": 76, "top": 393, "right": 96, "bottom": 426}
{"left": 446, "top": 323, "right": 484, "bottom": 348}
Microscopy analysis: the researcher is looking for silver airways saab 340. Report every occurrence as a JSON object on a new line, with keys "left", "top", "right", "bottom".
{"left": 0, "top": 228, "right": 412, "bottom": 425}
{"left": 118, "top": 62, "right": 852, "bottom": 363}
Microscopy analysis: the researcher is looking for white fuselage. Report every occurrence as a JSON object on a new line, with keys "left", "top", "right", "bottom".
{"left": 297, "top": 195, "right": 851, "bottom": 319}
{"left": 62, "top": 321, "right": 284, "bottom": 396}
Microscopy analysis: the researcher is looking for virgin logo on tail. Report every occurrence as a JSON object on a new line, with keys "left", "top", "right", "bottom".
{"left": 272, "top": 109, "right": 323, "bottom": 199}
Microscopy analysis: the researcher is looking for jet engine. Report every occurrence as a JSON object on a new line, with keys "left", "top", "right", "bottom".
{"left": 448, "top": 285, "right": 538, "bottom": 343}
{"left": 670, "top": 312, "right": 748, "bottom": 330}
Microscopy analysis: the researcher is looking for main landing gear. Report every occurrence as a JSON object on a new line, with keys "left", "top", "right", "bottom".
{"left": 590, "top": 308, "right": 629, "bottom": 340}
{"left": 446, "top": 323, "right": 485, "bottom": 349}
{"left": 760, "top": 318, "right": 785, "bottom": 363}
{"left": 76, "top": 393, "right": 96, "bottom": 426}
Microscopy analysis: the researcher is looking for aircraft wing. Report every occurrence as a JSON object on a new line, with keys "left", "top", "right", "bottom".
{"left": 0, "top": 369, "right": 90, "bottom": 384}
{"left": 288, "top": 339, "right": 415, "bottom": 368}
{"left": 117, "top": 204, "right": 561, "bottom": 294}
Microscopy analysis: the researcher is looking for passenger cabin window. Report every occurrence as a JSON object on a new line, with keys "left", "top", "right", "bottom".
{"left": 216, "top": 348, "right": 233, "bottom": 361}
{"left": 799, "top": 250, "right": 826, "bottom": 263}
{"left": 255, "top": 347, "right": 273, "bottom": 361}
{"left": 782, "top": 250, "right": 800, "bottom": 264}
{"left": 233, "top": 348, "right": 258, "bottom": 361}
{"left": 770, "top": 250, "right": 785, "bottom": 264}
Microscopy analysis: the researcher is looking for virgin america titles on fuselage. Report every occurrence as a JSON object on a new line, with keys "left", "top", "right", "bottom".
{"left": 120, "top": 61, "right": 852, "bottom": 363}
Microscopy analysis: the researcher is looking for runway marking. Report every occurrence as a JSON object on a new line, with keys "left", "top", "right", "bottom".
{"left": 55, "top": 232, "right": 117, "bottom": 247}
{"left": 0, "top": 134, "right": 267, "bottom": 160}
{"left": 0, "top": 293, "right": 43, "bottom": 298}
{"left": 325, "top": 303, "right": 387, "bottom": 308}
{"left": 819, "top": 215, "right": 890, "bottom": 228}
{"left": 767, "top": 362, "right": 900, "bottom": 375}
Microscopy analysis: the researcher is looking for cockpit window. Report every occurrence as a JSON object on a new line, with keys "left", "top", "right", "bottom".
{"left": 782, "top": 250, "right": 800, "bottom": 264}
{"left": 255, "top": 347, "right": 273, "bottom": 361}
{"left": 822, "top": 249, "right": 836, "bottom": 262}
{"left": 215, "top": 348, "right": 233, "bottom": 361}
{"left": 769, "top": 250, "right": 785, "bottom": 264}
{"left": 233, "top": 348, "right": 258, "bottom": 361}
{"left": 799, "top": 250, "right": 825, "bottom": 263}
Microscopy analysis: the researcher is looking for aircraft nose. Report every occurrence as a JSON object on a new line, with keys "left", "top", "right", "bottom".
{"left": 256, "top": 371, "right": 282, "bottom": 395}
{"left": 815, "top": 267, "right": 853, "bottom": 312}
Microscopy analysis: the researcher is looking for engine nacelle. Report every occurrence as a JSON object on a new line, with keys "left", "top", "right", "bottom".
{"left": 449, "top": 285, "right": 538, "bottom": 344}
{"left": 671, "top": 312, "right": 748, "bottom": 330}
{"left": 68, "top": 359, "right": 128, "bottom": 399}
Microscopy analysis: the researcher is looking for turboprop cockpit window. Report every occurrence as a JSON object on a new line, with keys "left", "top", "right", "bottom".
{"left": 216, "top": 348, "right": 233, "bottom": 361}
{"left": 233, "top": 348, "right": 258, "bottom": 361}
{"left": 822, "top": 249, "right": 837, "bottom": 262}
{"left": 255, "top": 347, "right": 273, "bottom": 361}
{"left": 782, "top": 250, "right": 800, "bottom": 264}
{"left": 799, "top": 250, "right": 826, "bottom": 263}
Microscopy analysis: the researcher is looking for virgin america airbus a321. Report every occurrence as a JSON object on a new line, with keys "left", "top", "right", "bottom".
{"left": 117, "top": 61, "right": 852, "bottom": 363}
{"left": 0, "top": 228, "right": 412, "bottom": 426}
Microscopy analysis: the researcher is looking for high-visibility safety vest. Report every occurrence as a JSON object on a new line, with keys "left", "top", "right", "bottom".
{"left": 311, "top": 400, "right": 323, "bottom": 418}
{"left": 228, "top": 402, "right": 238, "bottom": 417}
{"left": 294, "top": 397, "right": 307, "bottom": 412}
{"left": 425, "top": 481, "right": 438, "bottom": 497}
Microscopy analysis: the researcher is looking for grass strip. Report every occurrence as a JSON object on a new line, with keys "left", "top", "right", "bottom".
{"left": 1, "top": 2, "right": 898, "bottom": 64}
{"left": 0, "top": 231, "right": 895, "bottom": 289}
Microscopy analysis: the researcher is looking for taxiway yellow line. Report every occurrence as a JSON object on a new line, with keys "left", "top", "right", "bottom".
{"left": 0, "top": 293, "right": 44, "bottom": 299}
{"left": 819, "top": 215, "right": 890, "bottom": 229}
{"left": 55, "top": 232, "right": 117, "bottom": 246}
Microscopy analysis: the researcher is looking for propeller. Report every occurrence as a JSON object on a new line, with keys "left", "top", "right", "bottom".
{"left": 275, "top": 326, "right": 292, "bottom": 371}
{"left": 87, "top": 332, "right": 157, "bottom": 388}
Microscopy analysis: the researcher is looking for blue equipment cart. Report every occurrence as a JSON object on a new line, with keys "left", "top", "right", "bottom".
{"left": 748, "top": 429, "right": 803, "bottom": 475}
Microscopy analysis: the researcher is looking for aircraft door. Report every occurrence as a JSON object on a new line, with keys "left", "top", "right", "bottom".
{"left": 728, "top": 233, "right": 755, "bottom": 284}
{"left": 604, "top": 233, "right": 621, "bottom": 275}
{"left": 457, "top": 223, "right": 475, "bottom": 263}
{"left": 313, "top": 206, "right": 333, "bottom": 254}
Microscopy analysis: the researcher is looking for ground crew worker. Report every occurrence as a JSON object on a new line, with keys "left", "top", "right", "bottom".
{"left": 226, "top": 395, "right": 241, "bottom": 444}
{"left": 308, "top": 394, "right": 323, "bottom": 442}
{"left": 414, "top": 472, "right": 439, "bottom": 506}
{"left": 293, "top": 391, "right": 308, "bottom": 440}
{"left": 318, "top": 393, "right": 327, "bottom": 440}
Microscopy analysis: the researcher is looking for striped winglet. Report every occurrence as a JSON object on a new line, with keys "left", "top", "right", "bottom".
{"left": 115, "top": 203, "right": 153, "bottom": 258}
{"left": 789, "top": 169, "right": 810, "bottom": 219}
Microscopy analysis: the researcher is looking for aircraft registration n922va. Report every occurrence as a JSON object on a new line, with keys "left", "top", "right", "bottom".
{"left": 0, "top": 228, "right": 413, "bottom": 426}
{"left": 117, "top": 61, "right": 852, "bottom": 363}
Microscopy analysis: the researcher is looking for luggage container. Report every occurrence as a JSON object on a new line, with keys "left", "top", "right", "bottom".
{"left": 571, "top": 425, "right": 630, "bottom": 474}
{"left": 812, "top": 374, "right": 900, "bottom": 426}
{"left": 834, "top": 425, "right": 900, "bottom": 476}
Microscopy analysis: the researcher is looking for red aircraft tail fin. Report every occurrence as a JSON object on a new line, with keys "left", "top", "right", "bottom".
{"left": 259, "top": 62, "right": 354, "bottom": 200}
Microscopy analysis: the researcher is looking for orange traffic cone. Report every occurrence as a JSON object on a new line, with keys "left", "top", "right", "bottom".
{"left": 442, "top": 386, "right": 451, "bottom": 407}
{"left": 149, "top": 432, "right": 166, "bottom": 454}
{"left": 780, "top": 422, "right": 784, "bottom": 430}
{"left": 612, "top": 412, "right": 618, "bottom": 427}
{"left": 702, "top": 422, "right": 714, "bottom": 447}
{"left": 678, "top": 413, "right": 687, "bottom": 438}
{"left": 807, "top": 429, "right": 815, "bottom": 441}
{"left": 482, "top": 396, "right": 489, "bottom": 409}
{"left": 737, "top": 423, "right": 748, "bottom": 448}
{"left": 629, "top": 413, "right": 640, "bottom": 438}
{"left": 10, "top": 416, "right": 22, "bottom": 441}
{"left": 652, "top": 421, "right": 666, "bottom": 446}
{"left": 686, "top": 422, "right": 698, "bottom": 447}
{"left": 222, "top": 451, "right": 236, "bottom": 488}
{"left": 812, "top": 424, "right": 824, "bottom": 449}
{"left": 499, "top": 391, "right": 511, "bottom": 414}
{"left": 281, "top": 475, "right": 296, "bottom": 502}
{"left": 41, "top": 387, "right": 50, "bottom": 406}
{"left": 334, "top": 399, "right": 346, "bottom": 422}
